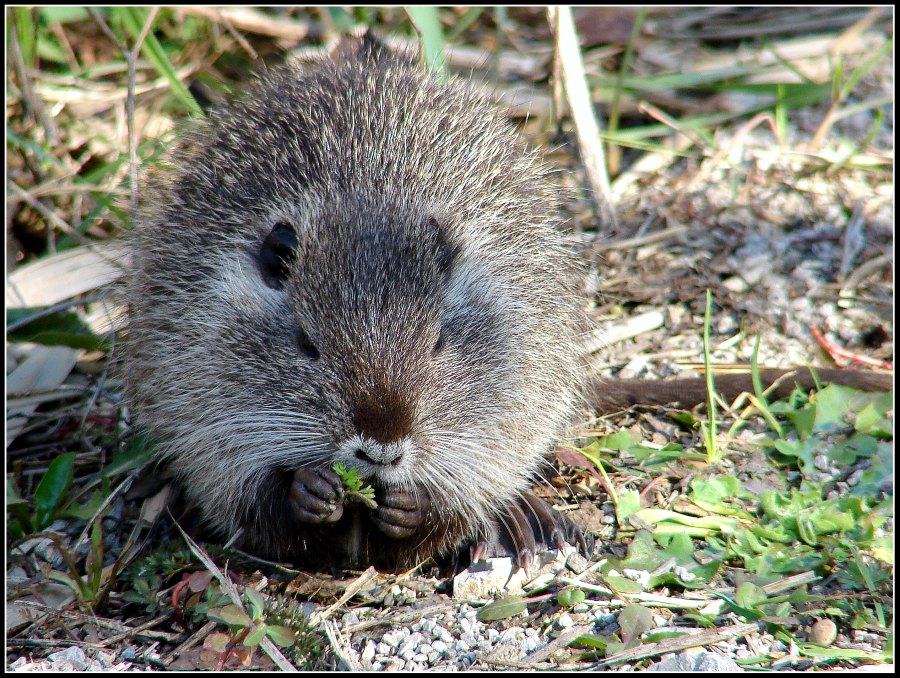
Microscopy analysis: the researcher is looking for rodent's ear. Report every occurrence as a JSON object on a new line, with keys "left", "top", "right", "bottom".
{"left": 257, "top": 221, "right": 299, "bottom": 290}
{"left": 329, "top": 30, "right": 391, "bottom": 67}
{"left": 432, "top": 216, "right": 461, "bottom": 277}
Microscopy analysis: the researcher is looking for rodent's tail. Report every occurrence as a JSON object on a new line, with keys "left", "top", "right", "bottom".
{"left": 589, "top": 367, "right": 893, "bottom": 413}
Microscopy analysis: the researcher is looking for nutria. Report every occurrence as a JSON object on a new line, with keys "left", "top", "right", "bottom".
{"left": 124, "top": 36, "right": 586, "bottom": 570}
{"left": 124, "top": 35, "right": 891, "bottom": 570}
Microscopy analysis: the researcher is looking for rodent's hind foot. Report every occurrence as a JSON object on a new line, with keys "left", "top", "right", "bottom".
{"left": 472, "top": 491, "right": 591, "bottom": 574}
{"left": 372, "top": 489, "right": 431, "bottom": 539}
{"left": 290, "top": 467, "right": 344, "bottom": 524}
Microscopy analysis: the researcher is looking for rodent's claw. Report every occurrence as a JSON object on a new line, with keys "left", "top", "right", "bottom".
{"left": 473, "top": 492, "right": 591, "bottom": 572}
{"left": 521, "top": 492, "right": 593, "bottom": 556}
{"left": 506, "top": 500, "right": 537, "bottom": 573}
{"left": 290, "top": 468, "right": 344, "bottom": 524}
{"left": 371, "top": 489, "right": 430, "bottom": 539}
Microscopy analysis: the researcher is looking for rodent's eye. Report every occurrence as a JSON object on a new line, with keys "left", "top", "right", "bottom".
{"left": 432, "top": 327, "right": 447, "bottom": 355}
{"left": 297, "top": 327, "right": 320, "bottom": 361}
{"left": 258, "top": 221, "right": 299, "bottom": 290}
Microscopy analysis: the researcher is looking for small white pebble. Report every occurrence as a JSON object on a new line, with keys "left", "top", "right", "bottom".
{"left": 674, "top": 566, "right": 696, "bottom": 582}
{"left": 361, "top": 641, "right": 377, "bottom": 663}
{"left": 622, "top": 568, "right": 651, "bottom": 586}
{"left": 521, "top": 637, "right": 543, "bottom": 653}
{"left": 382, "top": 631, "right": 402, "bottom": 648}
{"left": 557, "top": 613, "right": 575, "bottom": 629}
{"left": 433, "top": 624, "right": 453, "bottom": 643}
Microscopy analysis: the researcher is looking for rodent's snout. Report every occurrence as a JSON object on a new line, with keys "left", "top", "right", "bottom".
{"left": 352, "top": 440, "right": 403, "bottom": 467}
{"left": 341, "top": 390, "right": 418, "bottom": 477}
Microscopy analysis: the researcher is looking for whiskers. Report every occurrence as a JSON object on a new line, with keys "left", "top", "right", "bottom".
{"left": 147, "top": 406, "right": 332, "bottom": 533}
{"left": 414, "top": 428, "right": 534, "bottom": 528}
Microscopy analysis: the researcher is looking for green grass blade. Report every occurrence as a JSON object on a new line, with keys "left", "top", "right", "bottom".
{"left": 702, "top": 290, "right": 721, "bottom": 463}
{"left": 117, "top": 7, "right": 203, "bottom": 117}
{"left": 406, "top": 6, "right": 447, "bottom": 82}
{"left": 13, "top": 7, "right": 37, "bottom": 69}
{"left": 446, "top": 7, "right": 484, "bottom": 41}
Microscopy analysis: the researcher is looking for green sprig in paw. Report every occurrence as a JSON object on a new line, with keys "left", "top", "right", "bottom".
{"left": 332, "top": 463, "right": 378, "bottom": 510}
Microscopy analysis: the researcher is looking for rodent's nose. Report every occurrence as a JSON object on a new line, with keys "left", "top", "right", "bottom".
{"left": 354, "top": 442, "right": 403, "bottom": 467}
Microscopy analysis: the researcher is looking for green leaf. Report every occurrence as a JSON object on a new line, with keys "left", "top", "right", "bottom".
{"left": 618, "top": 530, "right": 662, "bottom": 572}
{"left": 244, "top": 588, "right": 265, "bottom": 622}
{"left": 682, "top": 611, "right": 718, "bottom": 628}
{"left": 772, "top": 438, "right": 816, "bottom": 472}
{"left": 855, "top": 394, "right": 893, "bottom": 438}
{"left": 618, "top": 605, "right": 653, "bottom": 646}
{"left": 601, "top": 430, "right": 640, "bottom": 450}
{"left": 476, "top": 596, "right": 527, "bottom": 622}
{"left": 735, "top": 581, "right": 767, "bottom": 609}
{"left": 66, "top": 484, "right": 112, "bottom": 521}
{"left": 635, "top": 508, "right": 737, "bottom": 536}
{"left": 333, "top": 463, "right": 362, "bottom": 491}
{"left": 557, "top": 586, "right": 586, "bottom": 608}
{"left": 712, "top": 592, "right": 764, "bottom": 621}
{"left": 100, "top": 434, "right": 158, "bottom": 478}
{"left": 571, "top": 633, "right": 612, "bottom": 651}
{"left": 242, "top": 622, "right": 268, "bottom": 647}
{"left": 208, "top": 604, "right": 252, "bottom": 627}
{"left": 603, "top": 575, "right": 644, "bottom": 594}
{"left": 266, "top": 625, "right": 298, "bottom": 648}
{"left": 654, "top": 531, "right": 695, "bottom": 565}
{"left": 616, "top": 490, "right": 641, "bottom": 525}
{"left": 810, "top": 384, "right": 858, "bottom": 431}
{"left": 851, "top": 441, "right": 892, "bottom": 497}
{"left": 33, "top": 452, "right": 76, "bottom": 529}
{"left": 205, "top": 632, "right": 230, "bottom": 653}
{"left": 690, "top": 476, "right": 751, "bottom": 503}
{"left": 7, "top": 307, "right": 107, "bottom": 352}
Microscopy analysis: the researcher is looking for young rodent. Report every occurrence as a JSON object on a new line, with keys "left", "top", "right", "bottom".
{"left": 124, "top": 36, "right": 587, "bottom": 569}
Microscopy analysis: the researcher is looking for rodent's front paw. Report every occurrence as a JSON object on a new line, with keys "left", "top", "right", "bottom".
{"left": 372, "top": 489, "right": 431, "bottom": 539}
{"left": 290, "top": 468, "right": 344, "bottom": 524}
